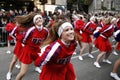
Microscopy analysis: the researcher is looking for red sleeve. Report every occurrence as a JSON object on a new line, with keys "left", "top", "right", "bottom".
{"left": 34, "top": 55, "right": 43, "bottom": 66}
{"left": 75, "top": 20, "right": 85, "bottom": 30}
{"left": 98, "top": 24, "right": 109, "bottom": 33}
{"left": 34, "top": 46, "right": 50, "bottom": 66}
{"left": 5, "top": 23, "right": 15, "bottom": 32}
{"left": 34, "top": 41, "right": 61, "bottom": 67}
{"left": 117, "top": 21, "right": 120, "bottom": 29}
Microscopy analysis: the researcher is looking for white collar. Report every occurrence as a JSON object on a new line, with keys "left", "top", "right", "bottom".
{"left": 61, "top": 39, "right": 70, "bottom": 46}
{"left": 36, "top": 25, "right": 43, "bottom": 31}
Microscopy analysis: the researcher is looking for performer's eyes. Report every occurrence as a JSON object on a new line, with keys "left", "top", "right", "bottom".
{"left": 64, "top": 27, "right": 73, "bottom": 32}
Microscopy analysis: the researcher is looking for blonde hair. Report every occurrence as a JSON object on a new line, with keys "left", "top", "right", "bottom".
{"left": 103, "top": 17, "right": 111, "bottom": 24}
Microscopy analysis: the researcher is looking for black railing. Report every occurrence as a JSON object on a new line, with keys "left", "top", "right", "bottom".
{"left": 0, "top": 27, "right": 8, "bottom": 47}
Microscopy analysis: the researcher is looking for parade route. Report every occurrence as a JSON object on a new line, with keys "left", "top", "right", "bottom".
{"left": 0, "top": 41, "right": 120, "bottom": 80}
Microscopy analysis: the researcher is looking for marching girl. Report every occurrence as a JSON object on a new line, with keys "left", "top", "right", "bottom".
{"left": 93, "top": 17, "right": 114, "bottom": 68}
{"left": 34, "top": 21, "right": 77, "bottom": 80}
{"left": 73, "top": 14, "right": 85, "bottom": 48}
{"left": 93, "top": 17, "right": 105, "bottom": 47}
{"left": 15, "top": 14, "right": 49, "bottom": 80}
{"left": 5, "top": 18, "right": 16, "bottom": 54}
{"left": 110, "top": 30, "right": 120, "bottom": 80}
{"left": 110, "top": 25, "right": 120, "bottom": 80}
{"left": 110, "top": 16, "right": 120, "bottom": 80}
{"left": 78, "top": 16, "right": 97, "bottom": 60}
{"left": 112, "top": 17, "right": 120, "bottom": 55}
{"left": 6, "top": 13, "right": 36, "bottom": 80}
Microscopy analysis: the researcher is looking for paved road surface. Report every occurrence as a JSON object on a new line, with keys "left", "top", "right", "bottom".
{"left": 0, "top": 41, "right": 120, "bottom": 80}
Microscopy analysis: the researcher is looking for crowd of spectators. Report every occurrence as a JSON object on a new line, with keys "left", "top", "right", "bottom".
{"left": 0, "top": 7, "right": 119, "bottom": 44}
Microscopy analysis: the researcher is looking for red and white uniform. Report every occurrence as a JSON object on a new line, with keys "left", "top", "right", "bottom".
{"left": 10, "top": 26, "right": 27, "bottom": 57}
{"left": 5, "top": 22, "right": 15, "bottom": 41}
{"left": 19, "top": 26, "right": 49, "bottom": 64}
{"left": 94, "top": 24, "right": 114, "bottom": 52}
{"left": 74, "top": 19, "right": 85, "bottom": 41}
{"left": 117, "top": 18, "right": 120, "bottom": 29}
{"left": 34, "top": 39, "right": 77, "bottom": 80}
{"left": 81, "top": 21, "right": 97, "bottom": 42}
{"left": 74, "top": 19, "right": 85, "bottom": 35}
{"left": 116, "top": 18, "right": 120, "bottom": 50}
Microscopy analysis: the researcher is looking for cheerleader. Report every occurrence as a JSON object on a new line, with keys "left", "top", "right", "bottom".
{"left": 110, "top": 27, "right": 120, "bottom": 80}
{"left": 78, "top": 16, "right": 97, "bottom": 60}
{"left": 6, "top": 13, "right": 35, "bottom": 80}
{"left": 110, "top": 15, "right": 120, "bottom": 80}
{"left": 112, "top": 17, "right": 120, "bottom": 55}
{"left": 5, "top": 18, "right": 16, "bottom": 54}
{"left": 93, "top": 17, "right": 114, "bottom": 68}
{"left": 110, "top": 18, "right": 120, "bottom": 79}
{"left": 34, "top": 21, "right": 77, "bottom": 80}
{"left": 73, "top": 14, "right": 85, "bottom": 48}
{"left": 15, "top": 14, "right": 49, "bottom": 80}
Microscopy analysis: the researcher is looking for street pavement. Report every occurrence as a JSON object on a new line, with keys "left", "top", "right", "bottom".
{"left": 0, "top": 38, "right": 120, "bottom": 80}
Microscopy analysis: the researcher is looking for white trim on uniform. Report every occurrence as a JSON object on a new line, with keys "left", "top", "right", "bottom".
{"left": 41, "top": 42, "right": 60, "bottom": 66}
{"left": 22, "top": 26, "right": 35, "bottom": 43}
{"left": 9, "top": 26, "right": 17, "bottom": 40}
{"left": 102, "top": 25, "right": 113, "bottom": 33}
{"left": 83, "top": 22, "right": 91, "bottom": 30}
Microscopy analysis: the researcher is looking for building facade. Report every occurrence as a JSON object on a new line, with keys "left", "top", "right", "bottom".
{"left": 0, "top": 0, "right": 120, "bottom": 13}
{"left": 34, "top": 0, "right": 67, "bottom": 12}
{"left": 88, "top": 0, "right": 120, "bottom": 13}
{"left": 115, "top": 0, "right": 120, "bottom": 11}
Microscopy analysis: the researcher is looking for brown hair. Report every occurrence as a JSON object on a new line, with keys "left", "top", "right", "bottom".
{"left": 42, "top": 20, "right": 77, "bottom": 46}
{"left": 15, "top": 12, "right": 36, "bottom": 28}
{"left": 42, "top": 21, "right": 65, "bottom": 46}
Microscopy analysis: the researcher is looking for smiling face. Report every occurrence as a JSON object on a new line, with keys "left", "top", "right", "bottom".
{"left": 61, "top": 26, "right": 75, "bottom": 43}
{"left": 35, "top": 16, "right": 43, "bottom": 26}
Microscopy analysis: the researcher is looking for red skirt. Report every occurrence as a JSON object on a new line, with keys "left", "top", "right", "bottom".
{"left": 81, "top": 32, "right": 92, "bottom": 43}
{"left": 19, "top": 45, "right": 40, "bottom": 64}
{"left": 14, "top": 41, "right": 23, "bottom": 58}
{"left": 94, "top": 36, "right": 112, "bottom": 52}
{"left": 7, "top": 35, "right": 13, "bottom": 41}
{"left": 40, "top": 63, "right": 76, "bottom": 80}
